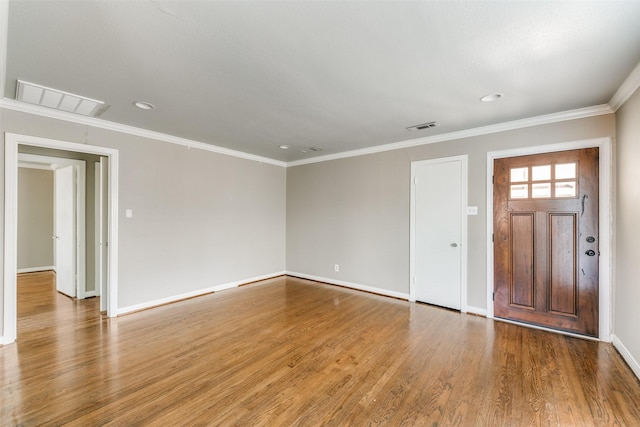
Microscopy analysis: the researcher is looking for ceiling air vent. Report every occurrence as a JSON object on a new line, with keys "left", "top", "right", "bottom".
{"left": 16, "top": 80, "right": 105, "bottom": 117}
{"left": 406, "top": 121, "right": 438, "bottom": 131}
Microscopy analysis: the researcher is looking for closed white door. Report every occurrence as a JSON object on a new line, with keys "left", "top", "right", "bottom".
{"left": 413, "top": 158, "right": 464, "bottom": 309}
{"left": 54, "top": 165, "right": 76, "bottom": 297}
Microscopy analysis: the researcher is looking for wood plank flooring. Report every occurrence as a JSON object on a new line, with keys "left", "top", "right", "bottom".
{"left": 2, "top": 271, "right": 640, "bottom": 425}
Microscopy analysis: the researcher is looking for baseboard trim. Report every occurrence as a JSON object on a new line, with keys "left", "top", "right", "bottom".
{"left": 17, "top": 266, "right": 54, "bottom": 274}
{"left": 612, "top": 334, "right": 640, "bottom": 381}
{"left": 0, "top": 335, "right": 11, "bottom": 346}
{"left": 286, "top": 271, "right": 410, "bottom": 300}
{"left": 117, "top": 271, "right": 286, "bottom": 315}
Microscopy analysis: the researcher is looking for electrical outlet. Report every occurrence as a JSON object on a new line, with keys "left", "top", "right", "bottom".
{"left": 334, "top": 264, "right": 340, "bottom": 272}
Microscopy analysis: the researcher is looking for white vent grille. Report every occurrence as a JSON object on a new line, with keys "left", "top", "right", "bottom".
{"left": 406, "top": 121, "right": 438, "bottom": 131}
{"left": 16, "top": 80, "right": 105, "bottom": 117}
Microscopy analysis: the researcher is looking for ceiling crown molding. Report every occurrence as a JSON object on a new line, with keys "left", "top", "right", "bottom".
{"left": 0, "top": 98, "right": 286, "bottom": 168}
{"left": 287, "top": 104, "right": 614, "bottom": 167}
{"left": 609, "top": 60, "right": 640, "bottom": 111}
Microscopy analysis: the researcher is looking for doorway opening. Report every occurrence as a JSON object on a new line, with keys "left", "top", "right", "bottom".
{"left": 19, "top": 153, "right": 88, "bottom": 299}
{"left": 3, "top": 133, "right": 119, "bottom": 344}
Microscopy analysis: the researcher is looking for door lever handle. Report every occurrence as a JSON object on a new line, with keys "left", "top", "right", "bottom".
{"left": 450, "top": 243, "right": 458, "bottom": 247}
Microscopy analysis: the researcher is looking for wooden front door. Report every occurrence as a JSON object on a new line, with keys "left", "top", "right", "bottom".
{"left": 493, "top": 148, "right": 599, "bottom": 337}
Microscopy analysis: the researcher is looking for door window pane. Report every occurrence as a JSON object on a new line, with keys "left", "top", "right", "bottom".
{"left": 532, "top": 182, "right": 551, "bottom": 198}
{"left": 532, "top": 165, "right": 551, "bottom": 181}
{"left": 555, "top": 181, "right": 576, "bottom": 197}
{"left": 510, "top": 167, "right": 528, "bottom": 182}
{"left": 556, "top": 163, "right": 576, "bottom": 180}
{"left": 510, "top": 184, "right": 528, "bottom": 199}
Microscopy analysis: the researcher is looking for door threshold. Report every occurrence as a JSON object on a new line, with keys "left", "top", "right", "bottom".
{"left": 493, "top": 317, "right": 600, "bottom": 342}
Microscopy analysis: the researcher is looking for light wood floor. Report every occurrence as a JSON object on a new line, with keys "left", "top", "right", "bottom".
{"left": 2, "top": 271, "right": 640, "bottom": 425}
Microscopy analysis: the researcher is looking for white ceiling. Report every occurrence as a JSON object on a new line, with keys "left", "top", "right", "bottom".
{"left": 3, "top": 1, "right": 640, "bottom": 163}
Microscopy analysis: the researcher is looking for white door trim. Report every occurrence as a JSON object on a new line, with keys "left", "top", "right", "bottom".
{"left": 410, "top": 154, "right": 468, "bottom": 312}
{"left": 19, "top": 153, "right": 87, "bottom": 299}
{"left": 486, "top": 138, "right": 612, "bottom": 341}
{"left": 3, "top": 133, "right": 119, "bottom": 344}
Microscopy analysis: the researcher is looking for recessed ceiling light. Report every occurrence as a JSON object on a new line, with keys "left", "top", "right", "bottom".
{"left": 279, "top": 145, "right": 290, "bottom": 149}
{"left": 480, "top": 93, "right": 502, "bottom": 102}
{"left": 134, "top": 101, "right": 155, "bottom": 110}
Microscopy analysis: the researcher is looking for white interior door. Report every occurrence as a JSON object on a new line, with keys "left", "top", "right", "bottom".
{"left": 413, "top": 158, "right": 464, "bottom": 309}
{"left": 54, "top": 165, "right": 76, "bottom": 297}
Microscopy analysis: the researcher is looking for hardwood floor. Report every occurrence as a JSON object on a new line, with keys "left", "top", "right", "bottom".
{"left": 2, "top": 271, "right": 640, "bottom": 426}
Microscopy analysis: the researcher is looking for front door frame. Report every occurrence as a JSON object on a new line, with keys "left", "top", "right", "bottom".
{"left": 3, "top": 133, "right": 119, "bottom": 344}
{"left": 486, "top": 138, "right": 612, "bottom": 341}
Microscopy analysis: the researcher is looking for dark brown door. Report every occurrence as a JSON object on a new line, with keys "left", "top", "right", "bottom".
{"left": 494, "top": 148, "right": 599, "bottom": 337}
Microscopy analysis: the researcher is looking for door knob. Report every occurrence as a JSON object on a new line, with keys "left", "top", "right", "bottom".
{"left": 450, "top": 243, "right": 458, "bottom": 247}
{"left": 585, "top": 250, "right": 596, "bottom": 256}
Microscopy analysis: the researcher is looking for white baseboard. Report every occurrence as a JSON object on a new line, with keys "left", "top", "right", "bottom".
{"left": 17, "top": 266, "right": 54, "bottom": 274}
{"left": 466, "top": 306, "right": 487, "bottom": 317}
{"left": 286, "top": 271, "right": 410, "bottom": 300}
{"left": 117, "top": 271, "right": 286, "bottom": 315}
{"left": 0, "top": 335, "right": 12, "bottom": 345}
{"left": 612, "top": 334, "right": 640, "bottom": 381}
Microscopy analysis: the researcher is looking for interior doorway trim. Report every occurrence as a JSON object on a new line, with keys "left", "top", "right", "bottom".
{"left": 410, "top": 154, "right": 469, "bottom": 312}
{"left": 486, "top": 137, "right": 612, "bottom": 341}
{"left": 3, "top": 132, "right": 119, "bottom": 344}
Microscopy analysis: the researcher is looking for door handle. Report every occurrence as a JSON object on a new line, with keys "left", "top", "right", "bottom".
{"left": 450, "top": 243, "right": 458, "bottom": 247}
{"left": 52, "top": 235, "right": 59, "bottom": 240}
{"left": 585, "top": 250, "right": 596, "bottom": 256}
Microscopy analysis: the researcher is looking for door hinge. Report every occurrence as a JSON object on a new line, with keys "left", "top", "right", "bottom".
{"left": 492, "top": 292, "right": 495, "bottom": 301}
{"left": 413, "top": 177, "right": 417, "bottom": 185}
{"left": 492, "top": 233, "right": 494, "bottom": 242}
{"left": 492, "top": 175, "right": 494, "bottom": 184}
{"left": 412, "top": 276, "right": 416, "bottom": 284}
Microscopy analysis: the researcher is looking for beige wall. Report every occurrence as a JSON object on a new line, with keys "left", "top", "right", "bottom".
{"left": 287, "top": 114, "right": 615, "bottom": 310}
{"left": 17, "top": 168, "right": 53, "bottom": 270}
{"left": 615, "top": 87, "right": 640, "bottom": 369}
{"left": 0, "top": 105, "right": 627, "bottom": 352}
{"left": 0, "top": 109, "right": 287, "bottom": 323}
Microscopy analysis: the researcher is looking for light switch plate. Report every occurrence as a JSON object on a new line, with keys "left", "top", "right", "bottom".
{"left": 125, "top": 209, "right": 133, "bottom": 218}
{"left": 467, "top": 206, "right": 478, "bottom": 215}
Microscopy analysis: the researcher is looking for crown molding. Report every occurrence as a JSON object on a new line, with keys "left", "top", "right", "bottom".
{"left": 0, "top": 98, "right": 615, "bottom": 169}
{"left": 0, "top": 98, "right": 287, "bottom": 168}
{"left": 287, "top": 104, "right": 614, "bottom": 167}
{"left": 609, "top": 60, "right": 640, "bottom": 111}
